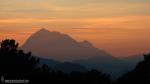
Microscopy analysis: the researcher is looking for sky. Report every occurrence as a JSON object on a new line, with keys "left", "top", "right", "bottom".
{"left": 0, "top": 0, "right": 150, "bottom": 57}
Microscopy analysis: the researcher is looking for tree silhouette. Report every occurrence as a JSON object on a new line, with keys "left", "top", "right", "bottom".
{"left": 0, "top": 39, "right": 40, "bottom": 74}
{"left": 0, "top": 39, "right": 43, "bottom": 84}
{"left": 0, "top": 39, "right": 112, "bottom": 84}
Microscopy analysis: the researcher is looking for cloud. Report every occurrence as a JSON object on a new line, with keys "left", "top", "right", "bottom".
{"left": 0, "top": 18, "right": 57, "bottom": 23}
{"left": 0, "top": 15, "right": 149, "bottom": 29}
{"left": 0, "top": 0, "right": 150, "bottom": 19}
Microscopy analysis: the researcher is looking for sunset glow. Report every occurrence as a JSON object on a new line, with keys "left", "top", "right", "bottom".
{"left": 0, "top": 0, "right": 150, "bottom": 57}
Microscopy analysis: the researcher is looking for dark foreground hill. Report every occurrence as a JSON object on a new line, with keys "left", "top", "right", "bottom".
{"left": 0, "top": 39, "right": 111, "bottom": 84}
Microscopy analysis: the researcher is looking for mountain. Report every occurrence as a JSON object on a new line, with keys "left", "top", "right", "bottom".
{"left": 73, "top": 56, "right": 131, "bottom": 79}
{"left": 115, "top": 54, "right": 150, "bottom": 84}
{"left": 22, "top": 28, "right": 113, "bottom": 61}
{"left": 21, "top": 28, "right": 139, "bottom": 78}
{"left": 120, "top": 54, "right": 144, "bottom": 70}
{"left": 39, "top": 58, "right": 60, "bottom": 67}
{"left": 39, "top": 58, "right": 87, "bottom": 73}
{"left": 52, "top": 62, "right": 88, "bottom": 73}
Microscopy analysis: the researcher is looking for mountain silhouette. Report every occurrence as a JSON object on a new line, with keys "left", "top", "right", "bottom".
{"left": 115, "top": 54, "right": 150, "bottom": 84}
{"left": 22, "top": 28, "right": 112, "bottom": 61}
{"left": 52, "top": 62, "right": 88, "bottom": 73}
{"left": 21, "top": 28, "right": 140, "bottom": 78}
{"left": 40, "top": 58, "right": 60, "bottom": 67}
{"left": 39, "top": 58, "right": 88, "bottom": 73}
{"left": 121, "top": 54, "right": 144, "bottom": 70}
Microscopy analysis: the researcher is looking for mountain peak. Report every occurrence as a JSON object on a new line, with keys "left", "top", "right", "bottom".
{"left": 22, "top": 28, "right": 112, "bottom": 61}
{"left": 81, "top": 40, "right": 93, "bottom": 47}
{"left": 37, "top": 28, "right": 50, "bottom": 33}
{"left": 36, "top": 28, "right": 64, "bottom": 36}
{"left": 39, "top": 28, "right": 47, "bottom": 31}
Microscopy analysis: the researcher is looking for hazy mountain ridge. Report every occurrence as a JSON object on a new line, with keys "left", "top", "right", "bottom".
{"left": 39, "top": 58, "right": 88, "bottom": 73}
{"left": 120, "top": 54, "right": 144, "bottom": 70}
{"left": 22, "top": 28, "right": 143, "bottom": 78}
{"left": 22, "top": 28, "right": 112, "bottom": 61}
{"left": 53, "top": 62, "right": 88, "bottom": 73}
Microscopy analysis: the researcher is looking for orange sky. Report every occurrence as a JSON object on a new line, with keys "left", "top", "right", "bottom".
{"left": 0, "top": 0, "right": 150, "bottom": 57}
